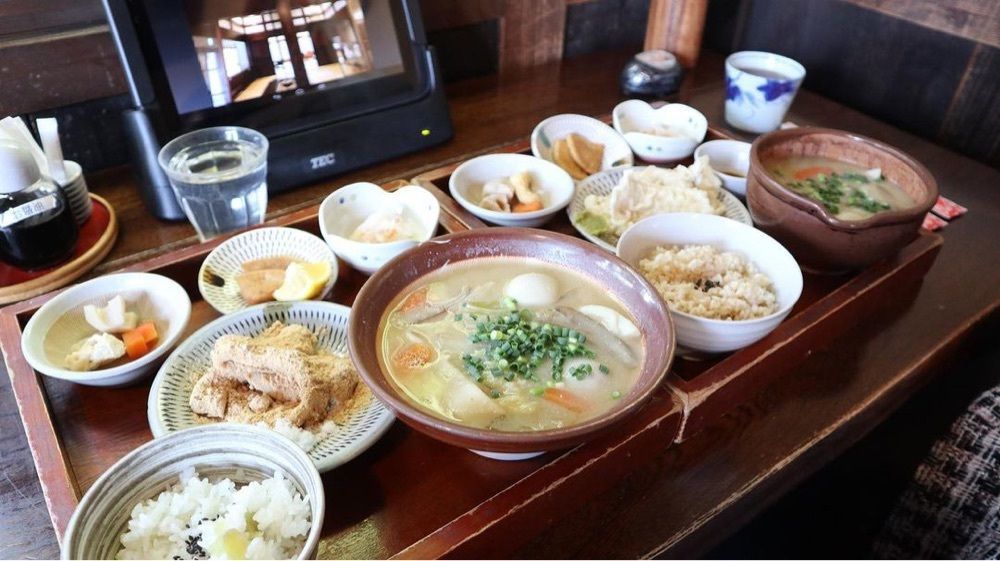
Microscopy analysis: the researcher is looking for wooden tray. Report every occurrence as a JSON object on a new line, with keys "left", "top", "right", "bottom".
{"left": 0, "top": 194, "right": 118, "bottom": 305}
{"left": 411, "top": 127, "right": 943, "bottom": 442}
{"left": 2, "top": 124, "right": 943, "bottom": 557}
{"left": 1, "top": 178, "right": 685, "bottom": 557}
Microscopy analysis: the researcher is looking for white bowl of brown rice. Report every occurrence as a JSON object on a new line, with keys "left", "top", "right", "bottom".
{"left": 617, "top": 213, "right": 802, "bottom": 353}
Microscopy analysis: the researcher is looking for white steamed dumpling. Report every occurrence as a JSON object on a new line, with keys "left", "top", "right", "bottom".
{"left": 504, "top": 272, "right": 559, "bottom": 307}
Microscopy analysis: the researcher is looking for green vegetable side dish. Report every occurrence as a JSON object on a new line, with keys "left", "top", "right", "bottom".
{"left": 765, "top": 156, "right": 916, "bottom": 221}
{"left": 573, "top": 210, "right": 616, "bottom": 242}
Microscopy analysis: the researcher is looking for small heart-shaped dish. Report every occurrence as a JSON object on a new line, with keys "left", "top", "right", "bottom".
{"left": 613, "top": 100, "right": 707, "bottom": 163}
{"left": 319, "top": 182, "right": 439, "bottom": 275}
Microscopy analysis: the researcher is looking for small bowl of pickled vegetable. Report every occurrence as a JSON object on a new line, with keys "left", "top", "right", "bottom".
{"left": 746, "top": 127, "right": 938, "bottom": 273}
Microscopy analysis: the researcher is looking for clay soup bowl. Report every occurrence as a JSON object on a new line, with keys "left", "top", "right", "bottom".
{"left": 348, "top": 228, "right": 676, "bottom": 457}
{"left": 746, "top": 127, "right": 937, "bottom": 273}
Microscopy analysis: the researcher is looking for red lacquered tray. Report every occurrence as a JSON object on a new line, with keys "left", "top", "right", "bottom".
{"left": 0, "top": 194, "right": 118, "bottom": 304}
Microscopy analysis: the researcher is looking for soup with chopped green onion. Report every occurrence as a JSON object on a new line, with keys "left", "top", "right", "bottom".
{"left": 379, "top": 258, "right": 644, "bottom": 431}
{"left": 765, "top": 156, "right": 916, "bottom": 220}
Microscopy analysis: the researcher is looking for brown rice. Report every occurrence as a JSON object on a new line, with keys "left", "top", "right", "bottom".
{"left": 638, "top": 245, "right": 777, "bottom": 320}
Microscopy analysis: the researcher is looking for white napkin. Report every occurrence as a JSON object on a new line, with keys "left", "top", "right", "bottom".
{"left": 36, "top": 118, "right": 67, "bottom": 183}
{"left": 0, "top": 116, "right": 56, "bottom": 182}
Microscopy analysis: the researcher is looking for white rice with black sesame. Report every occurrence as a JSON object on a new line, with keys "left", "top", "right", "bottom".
{"left": 638, "top": 245, "right": 777, "bottom": 320}
{"left": 117, "top": 469, "right": 310, "bottom": 560}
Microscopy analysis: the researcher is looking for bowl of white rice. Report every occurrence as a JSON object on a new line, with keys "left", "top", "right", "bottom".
{"left": 62, "top": 424, "right": 324, "bottom": 560}
{"left": 617, "top": 213, "right": 802, "bottom": 353}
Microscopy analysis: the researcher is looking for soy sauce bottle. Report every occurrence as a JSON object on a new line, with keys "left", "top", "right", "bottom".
{"left": 0, "top": 141, "right": 78, "bottom": 269}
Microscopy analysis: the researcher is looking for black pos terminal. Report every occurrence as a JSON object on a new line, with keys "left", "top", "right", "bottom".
{"left": 103, "top": 0, "right": 453, "bottom": 219}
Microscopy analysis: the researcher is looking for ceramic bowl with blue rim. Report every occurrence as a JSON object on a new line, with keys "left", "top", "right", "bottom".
{"left": 147, "top": 300, "right": 395, "bottom": 473}
{"left": 724, "top": 51, "right": 806, "bottom": 134}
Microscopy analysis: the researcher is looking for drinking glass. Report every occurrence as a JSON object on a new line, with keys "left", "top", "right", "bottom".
{"left": 724, "top": 51, "right": 806, "bottom": 133}
{"left": 158, "top": 126, "right": 269, "bottom": 241}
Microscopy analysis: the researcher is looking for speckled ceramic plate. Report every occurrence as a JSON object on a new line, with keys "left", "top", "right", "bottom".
{"left": 567, "top": 165, "right": 753, "bottom": 252}
{"left": 147, "top": 301, "right": 394, "bottom": 473}
{"left": 198, "top": 227, "right": 339, "bottom": 315}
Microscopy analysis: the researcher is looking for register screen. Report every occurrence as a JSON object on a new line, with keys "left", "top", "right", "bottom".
{"left": 153, "top": 0, "right": 406, "bottom": 114}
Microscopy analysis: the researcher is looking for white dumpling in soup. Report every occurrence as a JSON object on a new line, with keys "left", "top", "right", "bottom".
{"left": 561, "top": 358, "right": 618, "bottom": 401}
{"left": 504, "top": 273, "right": 559, "bottom": 307}
{"left": 577, "top": 305, "right": 640, "bottom": 341}
{"left": 440, "top": 361, "right": 505, "bottom": 426}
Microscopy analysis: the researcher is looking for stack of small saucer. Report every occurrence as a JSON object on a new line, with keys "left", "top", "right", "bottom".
{"left": 57, "top": 161, "right": 92, "bottom": 225}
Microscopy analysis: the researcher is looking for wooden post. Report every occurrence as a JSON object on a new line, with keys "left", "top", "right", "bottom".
{"left": 644, "top": 0, "right": 709, "bottom": 68}
{"left": 499, "top": 0, "right": 567, "bottom": 74}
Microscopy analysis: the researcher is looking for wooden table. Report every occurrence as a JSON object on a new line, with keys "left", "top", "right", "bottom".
{"left": 2, "top": 49, "right": 998, "bottom": 559}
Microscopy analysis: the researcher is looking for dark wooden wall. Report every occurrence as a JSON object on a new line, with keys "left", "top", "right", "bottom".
{"left": 2, "top": 0, "right": 996, "bottom": 171}
{"left": 704, "top": 0, "right": 1000, "bottom": 167}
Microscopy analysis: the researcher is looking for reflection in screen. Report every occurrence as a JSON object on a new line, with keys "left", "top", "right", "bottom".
{"left": 183, "top": 0, "right": 393, "bottom": 108}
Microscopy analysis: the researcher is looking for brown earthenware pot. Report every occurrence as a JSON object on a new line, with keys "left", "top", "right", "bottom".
{"left": 747, "top": 127, "right": 937, "bottom": 273}
{"left": 348, "top": 228, "right": 676, "bottom": 455}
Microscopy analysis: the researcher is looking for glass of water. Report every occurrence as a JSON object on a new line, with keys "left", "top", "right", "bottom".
{"left": 158, "top": 126, "right": 269, "bottom": 241}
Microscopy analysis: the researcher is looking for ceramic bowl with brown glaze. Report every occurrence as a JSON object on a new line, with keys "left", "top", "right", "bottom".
{"left": 746, "top": 127, "right": 937, "bottom": 273}
{"left": 348, "top": 228, "right": 676, "bottom": 458}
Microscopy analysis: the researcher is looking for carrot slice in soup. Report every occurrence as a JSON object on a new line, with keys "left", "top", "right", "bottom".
{"left": 399, "top": 287, "right": 428, "bottom": 312}
{"left": 122, "top": 329, "right": 149, "bottom": 359}
{"left": 793, "top": 166, "right": 835, "bottom": 180}
{"left": 543, "top": 388, "right": 586, "bottom": 413}
{"left": 393, "top": 342, "right": 437, "bottom": 371}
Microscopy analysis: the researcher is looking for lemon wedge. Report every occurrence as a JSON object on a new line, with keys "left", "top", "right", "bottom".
{"left": 273, "top": 261, "right": 331, "bottom": 301}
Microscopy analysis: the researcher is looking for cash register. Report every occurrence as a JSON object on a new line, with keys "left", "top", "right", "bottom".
{"left": 103, "top": 0, "right": 452, "bottom": 219}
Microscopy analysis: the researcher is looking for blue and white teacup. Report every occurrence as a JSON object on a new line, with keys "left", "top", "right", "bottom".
{"left": 724, "top": 51, "right": 806, "bottom": 133}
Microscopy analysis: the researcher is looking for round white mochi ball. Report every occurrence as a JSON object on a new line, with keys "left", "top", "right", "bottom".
{"left": 503, "top": 273, "right": 559, "bottom": 307}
